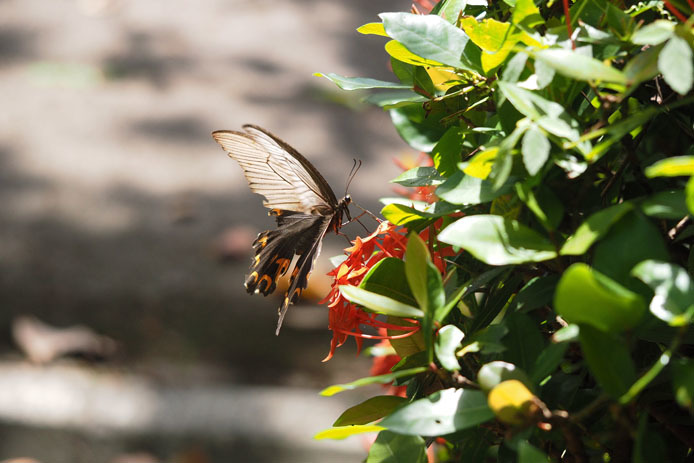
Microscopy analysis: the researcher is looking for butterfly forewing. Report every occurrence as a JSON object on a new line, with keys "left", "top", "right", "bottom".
{"left": 212, "top": 125, "right": 336, "bottom": 213}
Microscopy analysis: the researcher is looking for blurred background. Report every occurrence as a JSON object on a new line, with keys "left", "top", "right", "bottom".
{"left": 0, "top": 0, "right": 413, "bottom": 461}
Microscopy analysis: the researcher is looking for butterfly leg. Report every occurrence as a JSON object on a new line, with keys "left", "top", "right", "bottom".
{"left": 352, "top": 202, "right": 381, "bottom": 223}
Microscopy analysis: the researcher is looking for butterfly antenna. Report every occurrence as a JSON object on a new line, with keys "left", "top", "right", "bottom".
{"left": 344, "top": 159, "right": 362, "bottom": 197}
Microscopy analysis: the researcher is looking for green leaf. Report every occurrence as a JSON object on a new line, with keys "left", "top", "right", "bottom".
{"left": 605, "top": 2, "right": 633, "bottom": 39}
{"left": 314, "top": 424, "right": 385, "bottom": 440}
{"left": 380, "top": 12, "right": 482, "bottom": 73}
{"left": 672, "top": 358, "right": 694, "bottom": 410}
{"left": 534, "top": 48, "right": 628, "bottom": 84}
{"left": 592, "top": 211, "right": 669, "bottom": 292}
{"left": 658, "top": 36, "right": 694, "bottom": 95}
{"left": 579, "top": 325, "right": 636, "bottom": 397}
{"left": 624, "top": 45, "right": 661, "bottom": 87}
{"left": 560, "top": 202, "right": 633, "bottom": 255}
{"left": 460, "top": 17, "right": 511, "bottom": 52}
{"left": 333, "top": 396, "right": 408, "bottom": 426}
{"left": 512, "top": 0, "right": 544, "bottom": 28}
{"left": 478, "top": 361, "right": 532, "bottom": 392}
{"left": 521, "top": 125, "right": 550, "bottom": 176}
{"left": 631, "top": 20, "right": 675, "bottom": 45}
{"left": 391, "top": 166, "right": 443, "bottom": 187}
{"left": 360, "top": 258, "right": 417, "bottom": 306}
{"left": 632, "top": 260, "right": 694, "bottom": 326}
{"left": 339, "top": 286, "right": 424, "bottom": 318}
{"left": 365, "top": 90, "right": 429, "bottom": 109}
{"left": 435, "top": 325, "right": 465, "bottom": 371}
{"left": 436, "top": 171, "right": 514, "bottom": 205}
{"left": 366, "top": 431, "right": 427, "bottom": 463}
{"left": 379, "top": 388, "right": 494, "bottom": 435}
{"left": 438, "top": 215, "right": 558, "bottom": 265}
{"left": 644, "top": 156, "right": 694, "bottom": 177}
{"left": 390, "top": 105, "right": 447, "bottom": 152}
{"left": 638, "top": 190, "right": 689, "bottom": 219}
{"left": 518, "top": 441, "right": 549, "bottom": 463}
{"left": 554, "top": 263, "right": 646, "bottom": 332}
{"left": 510, "top": 275, "right": 559, "bottom": 313}
{"left": 438, "top": 0, "right": 467, "bottom": 23}
{"left": 381, "top": 203, "right": 431, "bottom": 227}
{"left": 405, "top": 233, "right": 432, "bottom": 312}
{"left": 432, "top": 126, "right": 464, "bottom": 177}
{"left": 357, "top": 22, "right": 389, "bottom": 37}
{"left": 688, "top": 176, "right": 694, "bottom": 216}
{"left": 502, "top": 313, "right": 545, "bottom": 373}
{"left": 320, "top": 367, "right": 428, "bottom": 396}
{"left": 314, "top": 72, "right": 410, "bottom": 90}
{"left": 497, "top": 81, "right": 581, "bottom": 141}
{"left": 530, "top": 342, "right": 569, "bottom": 384}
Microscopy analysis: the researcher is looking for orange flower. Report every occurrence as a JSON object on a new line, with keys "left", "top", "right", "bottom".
{"left": 321, "top": 220, "right": 456, "bottom": 361}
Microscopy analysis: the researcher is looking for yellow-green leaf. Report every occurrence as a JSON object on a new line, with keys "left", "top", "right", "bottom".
{"left": 314, "top": 425, "right": 385, "bottom": 440}
{"left": 358, "top": 22, "right": 389, "bottom": 37}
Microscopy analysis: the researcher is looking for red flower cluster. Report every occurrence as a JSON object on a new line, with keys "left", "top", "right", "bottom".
{"left": 321, "top": 219, "right": 455, "bottom": 361}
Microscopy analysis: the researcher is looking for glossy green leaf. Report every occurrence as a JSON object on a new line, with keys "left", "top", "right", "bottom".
{"left": 436, "top": 171, "right": 513, "bottom": 205}
{"left": 314, "top": 424, "right": 385, "bottom": 440}
{"left": 631, "top": 20, "right": 675, "bottom": 45}
{"left": 339, "top": 286, "right": 424, "bottom": 318}
{"left": 585, "top": 106, "right": 659, "bottom": 161}
{"left": 461, "top": 324, "right": 509, "bottom": 355}
{"left": 687, "top": 176, "right": 694, "bottom": 215}
{"left": 366, "top": 431, "right": 427, "bottom": 463}
{"left": 560, "top": 202, "right": 633, "bottom": 255}
{"left": 380, "top": 12, "right": 481, "bottom": 72}
{"left": 320, "top": 367, "right": 428, "bottom": 396}
{"left": 605, "top": 2, "right": 633, "bottom": 39}
{"left": 391, "top": 166, "right": 443, "bottom": 187}
{"left": 380, "top": 388, "right": 493, "bottom": 435}
{"left": 632, "top": 260, "right": 694, "bottom": 326}
{"left": 658, "top": 36, "right": 693, "bottom": 95}
{"left": 314, "top": 72, "right": 410, "bottom": 90}
{"left": 360, "top": 257, "right": 417, "bottom": 306}
{"left": 438, "top": 215, "right": 558, "bottom": 265}
{"left": 672, "top": 358, "right": 694, "bottom": 410}
{"left": 579, "top": 325, "right": 636, "bottom": 397}
{"left": 554, "top": 263, "right": 646, "bottom": 332}
{"left": 644, "top": 156, "right": 694, "bottom": 177}
{"left": 435, "top": 324, "right": 464, "bottom": 371}
{"left": 478, "top": 361, "right": 532, "bottom": 392}
{"left": 333, "top": 396, "right": 408, "bottom": 426}
{"left": 534, "top": 49, "right": 628, "bottom": 84}
{"left": 521, "top": 125, "right": 550, "bottom": 176}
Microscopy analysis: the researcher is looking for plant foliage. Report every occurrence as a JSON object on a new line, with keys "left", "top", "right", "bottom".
{"left": 317, "top": 0, "right": 694, "bottom": 461}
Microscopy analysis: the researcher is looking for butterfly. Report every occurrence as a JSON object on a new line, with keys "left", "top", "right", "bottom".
{"left": 212, "top": 125, "right": 353, "bottom": 335}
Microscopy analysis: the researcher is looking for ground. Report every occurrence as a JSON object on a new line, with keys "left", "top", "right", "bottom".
{"left": 0, "top": 0, "right": 410, "bottom": 461}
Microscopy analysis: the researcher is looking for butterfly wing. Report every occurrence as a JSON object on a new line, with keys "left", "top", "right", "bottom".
{"left": 212, "top": 125, "right": 338, "bottom": 213}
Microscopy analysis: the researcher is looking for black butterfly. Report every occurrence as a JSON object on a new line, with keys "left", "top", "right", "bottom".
{"left": 212, "top": 125, "right": 352, "bottom": 335}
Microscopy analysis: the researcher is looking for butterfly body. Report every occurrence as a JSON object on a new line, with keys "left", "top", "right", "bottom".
{"left": 212, "top": 125, "right": 351, "bottom": 334}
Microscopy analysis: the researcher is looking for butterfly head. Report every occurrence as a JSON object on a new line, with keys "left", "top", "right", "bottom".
{"left": 343, "top": 194, "right": 352, "bottom": 205}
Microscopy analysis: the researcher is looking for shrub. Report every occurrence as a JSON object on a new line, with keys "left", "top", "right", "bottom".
{"left": 316, "top": 1, "right": 694, "bottom": 462}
